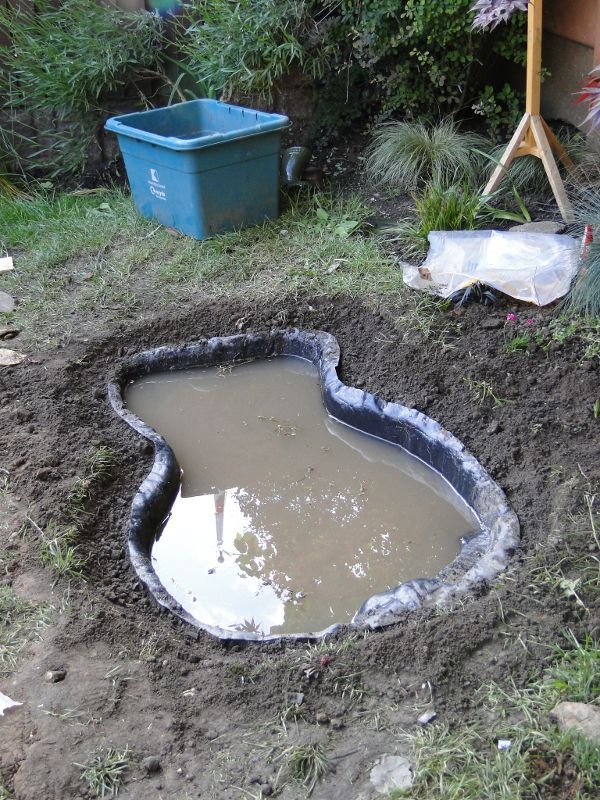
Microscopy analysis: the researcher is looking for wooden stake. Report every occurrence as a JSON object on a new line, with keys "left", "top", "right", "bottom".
{"left": 482, "top": 0, "right": 574, "bottom": 222}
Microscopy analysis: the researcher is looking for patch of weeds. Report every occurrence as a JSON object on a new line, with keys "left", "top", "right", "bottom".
{"left": 0, "top": 776, "right": 12, "bottom": 800}
{"left": 43, "top": 706, "right": 99, "bottom": 726}
{"left": 332, "top": 670, "right": 366, "bottom": 706}
{"left": 27, "top": 447, "right": 114, "bottom": 582}
{"left": 75, "top": 746, "right": 130, "bottom": 798}
{"left": 278, "top": 702, "right": 307, "bottom": 735}
{"left": 314, "top": 198, "right": 366, "bottom": 239}
{"left": 38, "top": 522, "right": 86, "bottom": 582}
{"left": 285, "top": 743, "right": 328, "bottom": 795}
{"left": 398, "top": 722, "right": 532, "bottom": 799}
{"left": 525, "top": 493, "right": 599, "bottom": 614}
{"left": 464, "top": 377, "right": 509, "bottom": 407}
{"left": 547, "top": 632, "right": 599, "bottom": 703}
{"left": 580, "top": 317, "right": 600, "bottom": 360}
{"left": 0, "top": 585, "right": 53, "bottom": 674}
{"left": 138, "top": 633, "right": 160, "bottom": 662}
{"left": 394, "top": 292, "right": 456, "bottom": 347}
{"left": 504, "top": 333, "right": 530, "bottom": 353}
{"left": 67, "top": 446, "right": 116, "bottom": 523}
{"left": 401, "top": 634, "right": 600, "bottom": 799}
{"left": 552, "top": 320, "right": 579, "bottom": 344}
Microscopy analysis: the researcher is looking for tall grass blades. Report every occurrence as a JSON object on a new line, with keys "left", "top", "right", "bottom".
{"left": 175, "top": 0, "right": 336, "bottom": 101}
{"left": 567, "top": 189, "right": 600, "bottom": 317}
{"left": 0, "top": 0, "right": 166, "bottom": 177}
{"left": 387, "top": 181, "right": 486, "bottom": 258}
{"left": 365, "top": 119, "right": 491, "bottom": 193}
{"left": 0, "top": 1, "right": 165, "bottom": 116}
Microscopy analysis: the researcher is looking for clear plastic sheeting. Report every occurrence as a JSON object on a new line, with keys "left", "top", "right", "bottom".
{"left": 403, "top": 230, "right": 579, "bottom": 306}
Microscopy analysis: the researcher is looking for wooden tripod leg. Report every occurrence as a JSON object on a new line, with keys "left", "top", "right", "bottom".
{"left": 483, "top": 112, "right": 531, "bottom": 196}
{"left": 530, "top": 116, "right": 575, "bottom": 221}
{"left": 541, "top": 118, "right": 576, "bottom": 173}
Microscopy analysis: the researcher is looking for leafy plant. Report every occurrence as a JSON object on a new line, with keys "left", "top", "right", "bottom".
{"left": 386, "top": 181, "right": 488, "bottom": 257}
{"left": 365, "top": 119, "right": 490, "bottom": 192}
{"left": 505, "top": 333, "right": 530, "bottom": 353}
{"left": 323, "top": 0, "right": 526, "bottom": 120}
{"left": 472, "top": 83, "right": 524, "bottom": 140}
{"left": 175, "top": 0, "right": 336, "bottom": 101}
{"left": 315, "top": 204, "right": 362, "bottom": 238}
{"left": 470, "top": 0, "right": 527, "bottom": 32}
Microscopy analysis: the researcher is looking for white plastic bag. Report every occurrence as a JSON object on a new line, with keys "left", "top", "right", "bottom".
{"left": 403, "top": 230, "right": 579, "bottom": 306}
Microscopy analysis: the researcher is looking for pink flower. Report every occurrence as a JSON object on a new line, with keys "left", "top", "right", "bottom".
{"left": 525, "top": 318, "right": 534, "bottom": 326}
{"left": 506, "top": 312, "right": 517, "bottom": 323}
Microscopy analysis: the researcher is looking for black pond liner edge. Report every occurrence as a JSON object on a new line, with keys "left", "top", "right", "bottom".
{"left": 107, "top": 329, "right": 520, "bottom": 642}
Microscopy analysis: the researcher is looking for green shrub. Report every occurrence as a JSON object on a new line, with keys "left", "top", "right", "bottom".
{"left": 323, "top": 0, "right": 526, "bottom": 121}
{"left": 472, "top": 83, "right": 524, "bottom": 141}
{"left": 365, "top": 119, "right": 490, "bottom": 192}
{"left": 175, "top": 0, "right": 337, "bottom": 102}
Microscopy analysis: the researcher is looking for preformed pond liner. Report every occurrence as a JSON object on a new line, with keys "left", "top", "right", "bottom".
{"left": 125, "top": 358, "right": 479, "bottom": 636}
{"left": 108, "top": 329, "right": 520, "bottom": 641}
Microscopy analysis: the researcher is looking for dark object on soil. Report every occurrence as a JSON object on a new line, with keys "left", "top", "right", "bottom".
{"left": 450, "top": 282, "right": 498, "bottom": 308}
{"left": 108, "top": 330, "right": 519, "bottom": 641}
{"left": 0, "top": 326, "right": 19, "bottom": 340}
{"left": 44, "top": 669, "right": 66, "bottom": 683}
{"left": 142, "top": 756, "right": 161, "bottom": 774}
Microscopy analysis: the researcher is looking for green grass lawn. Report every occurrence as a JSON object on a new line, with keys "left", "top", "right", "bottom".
{"left": 0, "top": 188, "right": 405, "bottom": 349}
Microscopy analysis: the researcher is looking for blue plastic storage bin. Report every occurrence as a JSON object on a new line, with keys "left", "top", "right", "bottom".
{"left": 105, "top": 99, "right": 289, "bottom": 239}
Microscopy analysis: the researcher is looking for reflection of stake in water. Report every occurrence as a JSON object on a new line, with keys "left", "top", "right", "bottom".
{"left": 214, "top": 490, "right": 225, "bottom": 563}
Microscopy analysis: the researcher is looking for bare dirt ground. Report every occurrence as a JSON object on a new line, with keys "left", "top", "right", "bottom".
{"left": 1, "top": 289, "right": 599, "bottom": 799}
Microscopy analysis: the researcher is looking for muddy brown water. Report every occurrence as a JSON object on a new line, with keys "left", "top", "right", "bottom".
{"left": 125, "top": 356, "right": 479, "bottom": 635}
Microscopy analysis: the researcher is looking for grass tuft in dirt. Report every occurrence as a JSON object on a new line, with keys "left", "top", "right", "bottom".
{"left": 286, "top": 743, "right": 328, "bottom": 795}
{"left": 385, "top": 181, "right": 486, "bottom": 259}
{"left": 67, "top": 446, "right": 116, "bottom": 524}
{"left": 75, "top": 746, "right": 130, "bottom": 798}
{"left": 0, "top": 585, "right": 53, "bottom": 674}
{"left": 399, "top": 633, "right": 600, "bottom": 800}
{"left": 38, "top": 523, "right": 87, "bottom": 582}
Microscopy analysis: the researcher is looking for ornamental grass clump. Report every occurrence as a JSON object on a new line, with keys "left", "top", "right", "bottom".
{"left": 565, "top": 189, "right": 600, "bottom": 318}
{"left": 365, "top": 119, "right": 490, "bottom": 193}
